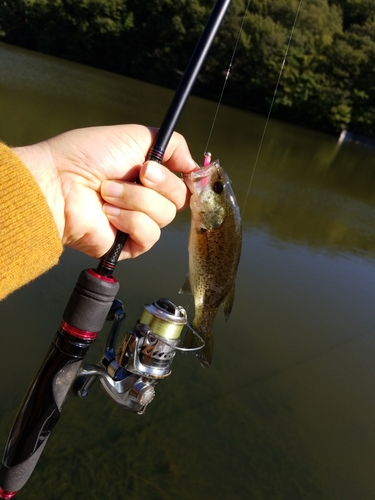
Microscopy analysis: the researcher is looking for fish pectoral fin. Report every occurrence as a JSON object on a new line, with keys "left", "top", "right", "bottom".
{"left": 222, "top": 283, "right": 235, "bottom": 321}
{"left": 179, "top": 274, "right": 192, "bottom": 295}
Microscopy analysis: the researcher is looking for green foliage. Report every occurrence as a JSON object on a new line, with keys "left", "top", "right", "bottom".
{"left": 0, "top": 0, "right": 374, "bottom": 135}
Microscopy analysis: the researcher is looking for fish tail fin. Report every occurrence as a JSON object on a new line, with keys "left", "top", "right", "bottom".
{"left": 197, "top": 332, "right": 214, "bottom": 368}
{"left": 183, "top": 326, "right": 214, "bottom": 369}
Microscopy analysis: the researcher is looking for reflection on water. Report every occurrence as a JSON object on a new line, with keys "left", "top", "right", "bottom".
{"left": 239, "top": 128, "right": 375, "bottom": 257}
{"left": 1, "top": 43, "right": 375, "bottom": 499}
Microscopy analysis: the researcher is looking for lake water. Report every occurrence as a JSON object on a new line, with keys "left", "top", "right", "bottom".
{"left": 1, "top": 42, "right": 375, "bottom": 499}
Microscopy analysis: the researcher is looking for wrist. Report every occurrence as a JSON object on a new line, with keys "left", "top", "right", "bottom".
{"left": 12, "top": 142, "right": 65, "bottom": 240}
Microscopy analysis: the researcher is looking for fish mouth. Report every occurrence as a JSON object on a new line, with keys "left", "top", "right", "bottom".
{"left": 193, "top": 166, "right": 211, "bottom": 190}
{"left": 184, "top": 160, "right": 220, "bottom": 194}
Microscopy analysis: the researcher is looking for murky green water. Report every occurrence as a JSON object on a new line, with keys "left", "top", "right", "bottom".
{"left": 1, "top": 42, "right": 375, "bottom": 499}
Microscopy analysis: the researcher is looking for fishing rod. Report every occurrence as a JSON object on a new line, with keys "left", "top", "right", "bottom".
{"left": 0, "top": 0, "right": 232, "bottom": 498}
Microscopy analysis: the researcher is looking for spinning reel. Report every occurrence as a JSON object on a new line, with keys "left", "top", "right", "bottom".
{"left": 76, "top": 297, "right": 200, "bottom": 414}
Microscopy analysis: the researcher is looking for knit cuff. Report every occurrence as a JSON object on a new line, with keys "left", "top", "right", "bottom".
{"left": 0, "top": 142, "right": 63, "bottom": 299}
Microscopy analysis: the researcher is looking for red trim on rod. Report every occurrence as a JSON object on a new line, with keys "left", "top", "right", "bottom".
{"left": 60, "top": 321, "right": 98, "bottom": 340}
{"left": 87, "top": 268, "right": 117, "bottom": 282}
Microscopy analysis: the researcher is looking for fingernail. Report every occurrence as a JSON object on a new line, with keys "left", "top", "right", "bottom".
{"left": 103, "top": 203, "right": 121, "bottom": 216}
{"left": 144, "top": 163, "right": 164, "bottom": 184}
{"left": 102, "top": 180, "right": 124, "bottom": 197}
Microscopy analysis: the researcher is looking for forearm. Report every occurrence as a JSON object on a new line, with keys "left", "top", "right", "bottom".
{"left": 0, "top": 142, "right": 63, "bottom": 299}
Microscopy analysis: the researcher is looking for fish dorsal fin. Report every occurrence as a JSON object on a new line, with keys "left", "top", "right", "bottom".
{"left": 179, "top": 274, "right": 192, "bottom": 295}
{"left": 222, "top": 282, "right": 235, "bottom": 321}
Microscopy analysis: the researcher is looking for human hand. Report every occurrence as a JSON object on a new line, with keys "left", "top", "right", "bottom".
{"left": 13, "top": 124, "right": 197, "bottom": 260}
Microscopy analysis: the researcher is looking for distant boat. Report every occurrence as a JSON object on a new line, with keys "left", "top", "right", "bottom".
{"left": 338, "top": 130, "right": 375, "bottom": 149}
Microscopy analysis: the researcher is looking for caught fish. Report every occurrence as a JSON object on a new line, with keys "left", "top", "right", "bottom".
{"left": 180, "top": 158, "right": 242, "bottom": 367}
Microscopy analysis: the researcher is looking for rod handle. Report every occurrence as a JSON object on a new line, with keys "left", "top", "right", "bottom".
{"left": 0, "top": 269, "right": 120, "bottom": 496}
{"left": 0, "top": 348, "right": 82, "bottom": 495}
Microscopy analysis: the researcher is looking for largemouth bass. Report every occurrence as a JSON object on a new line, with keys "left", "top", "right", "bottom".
{"left": 180, "top": 160, "right": 242, "bottom": 367}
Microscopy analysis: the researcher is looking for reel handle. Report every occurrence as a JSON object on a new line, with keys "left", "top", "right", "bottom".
{"left": 0, "top": 269, "right": 119, "bottom": 498}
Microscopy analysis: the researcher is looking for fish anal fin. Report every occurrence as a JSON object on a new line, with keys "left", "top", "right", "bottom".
{"left": 179, "top": 274, "right": 192, "bottom": 295}
{"left": 222, "top": 283, "right": 235, "bottom": 321}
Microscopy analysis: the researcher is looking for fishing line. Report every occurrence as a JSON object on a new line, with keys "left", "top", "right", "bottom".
{"left": 242, "top": 0, "right": 303, "bottom": 215}
{"left": 204, "top": 0, "right": 252, "bottom": 154}
{"left": 204, "top": 0, "right": 303, "bottom": 214}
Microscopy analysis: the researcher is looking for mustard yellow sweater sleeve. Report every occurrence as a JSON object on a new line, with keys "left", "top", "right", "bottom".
{"left": 0, "top": 142, "right": 63, "bottom": 299}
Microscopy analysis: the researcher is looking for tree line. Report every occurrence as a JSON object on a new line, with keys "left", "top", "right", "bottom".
{"left": 1, "top": 0, "right": 374, "bottom": 136}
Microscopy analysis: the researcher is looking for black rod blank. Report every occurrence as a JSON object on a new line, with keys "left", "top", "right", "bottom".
{"left": 97, "top": 0, "right": 233, "bottom": 276}
{"left": 148, "top": 0, "right": 233, "bottom": 162}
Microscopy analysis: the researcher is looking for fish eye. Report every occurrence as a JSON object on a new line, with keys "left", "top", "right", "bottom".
{"left": 213, "top": 181, "right": 224, "bottom": 194}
